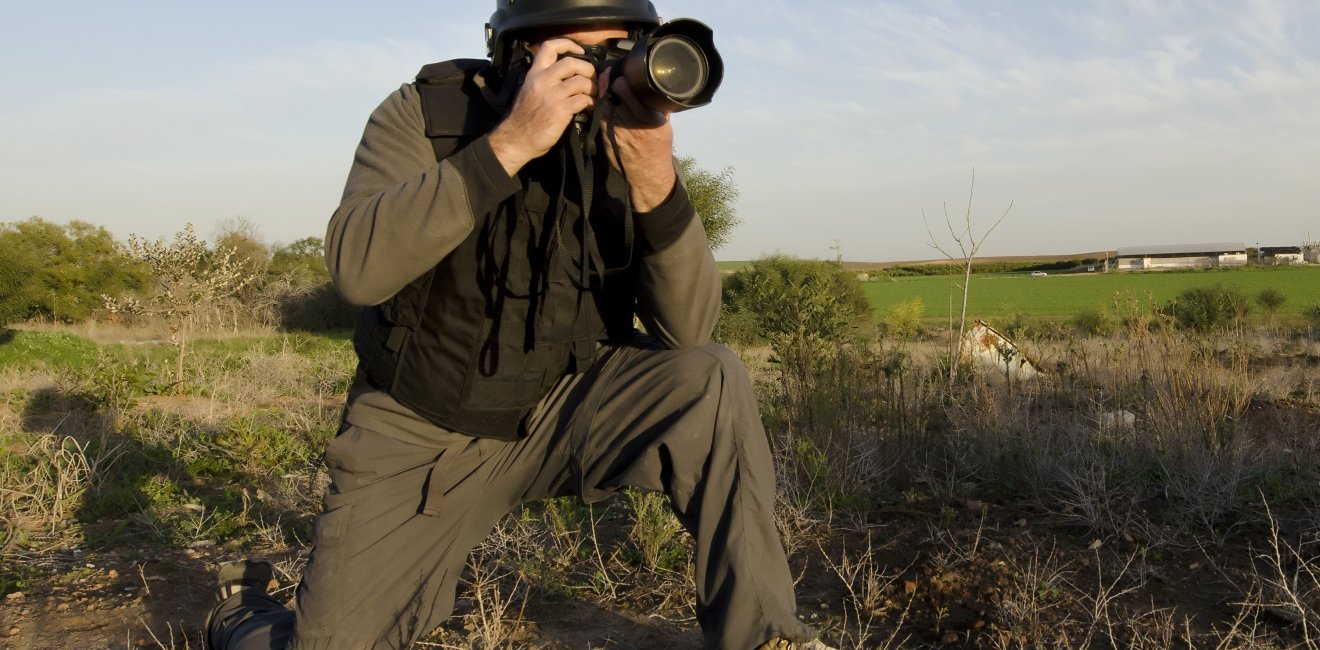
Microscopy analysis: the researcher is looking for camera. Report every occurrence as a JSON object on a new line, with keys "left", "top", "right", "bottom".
{"left": 562, "top": 18, "right": 722, "bottom": 114}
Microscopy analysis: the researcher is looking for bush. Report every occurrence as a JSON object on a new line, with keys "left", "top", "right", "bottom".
{"left": 1071, "top": 307, "right": 1116, "bottom": 337}
{"left": 277, "top": 282, "right": 358, "bottom": 332}
{"left": 1303, "top": 304, "right": 1320, "bottom": 327}
{"left": 722, "top": 255, "right": 871, "bottom": 362}
{"left": 721, "top": 256, "right": 871, "bottom": 438}
{"left": 1164, "top": 285, "right": 1249, "bottom": 332}
{"left": 1256, "top": 287, "right": 1287, "bottom": 315}
{"left": 0, "top": 218, "right": 148, "bottom": 325}
{"left": 712, "top": 300, "right": 764, "bottom": 347}
{"left": 883, "top": 297, "right": 925, "bottom": 340}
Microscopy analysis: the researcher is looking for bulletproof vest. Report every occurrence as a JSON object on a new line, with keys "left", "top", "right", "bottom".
{"left": 352, "top": 59, "right": 639, "bottom": 440}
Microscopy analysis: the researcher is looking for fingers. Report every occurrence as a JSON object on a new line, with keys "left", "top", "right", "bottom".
{"left": 606, "top": 75, "right": 667, "bottom": 127}
{"left": 527, "top": 38, "right": 596, "bottom": 112}
{"left": 489, "top": 38, "right": 603, "bottom": 174}
{"left": 531, "top": 38, "right": 593, "bottom": 79}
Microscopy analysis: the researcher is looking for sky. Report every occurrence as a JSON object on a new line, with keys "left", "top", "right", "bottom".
{"left": 2, "top": 0, "right": 1318, "bottom": 262}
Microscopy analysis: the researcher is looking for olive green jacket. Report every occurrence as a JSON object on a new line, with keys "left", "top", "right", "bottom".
{"left": 325, "top": 81, "right": 721, "bottom": 445}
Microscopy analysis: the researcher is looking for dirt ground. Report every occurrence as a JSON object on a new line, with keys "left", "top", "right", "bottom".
{"left": 2, "top": 495, "right": 1307, "bottom": 650}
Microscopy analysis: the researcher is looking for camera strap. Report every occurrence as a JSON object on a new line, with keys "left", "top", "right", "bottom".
{"left": 553, "top": 101, "right": 638, "bottom": 367}
{"left": 555, "top": 102, "right": 637, "bottom": 288}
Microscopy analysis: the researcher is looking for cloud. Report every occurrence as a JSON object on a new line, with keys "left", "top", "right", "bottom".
{"left": 0, "top": 36, "right": 449, "bottom": 244}
{"left": 3, "top": 1, "right": 1317, "bottom": 262}
{"left": 675, "top": 1, "right": 1320, "bottom": 260}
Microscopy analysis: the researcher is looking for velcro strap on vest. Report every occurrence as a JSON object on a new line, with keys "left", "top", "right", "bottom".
{"left": 415, "top": 59, "right": 500, "bottom": 144}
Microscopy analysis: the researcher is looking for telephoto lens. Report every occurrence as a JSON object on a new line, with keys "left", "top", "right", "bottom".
{"left": 646, "top": 35, "right": 708, "bottom": 102}
{"left": 621, "top": 18, "right": 722, "bottom": 113}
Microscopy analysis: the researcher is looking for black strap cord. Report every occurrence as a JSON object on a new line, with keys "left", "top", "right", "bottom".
{"left": 552, "top": 96, "right": 639, "bottom": 367}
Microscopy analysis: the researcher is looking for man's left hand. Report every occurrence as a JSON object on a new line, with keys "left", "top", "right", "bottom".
{"left": 598, "top": 72, "right": 676, "bottom": 213}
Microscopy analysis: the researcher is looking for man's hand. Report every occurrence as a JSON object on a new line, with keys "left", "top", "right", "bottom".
{"left": 489, "top": 39, "right": 597, "bottom": 177}
{"left": 599, "top": 74, "right": 677, "bottom": 213}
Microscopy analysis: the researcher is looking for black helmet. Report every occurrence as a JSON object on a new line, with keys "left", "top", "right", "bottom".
{"left": 486, "top": 0, "right": 661, "bottom": 68}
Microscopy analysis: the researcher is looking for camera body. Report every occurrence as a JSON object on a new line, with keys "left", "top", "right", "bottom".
{"left": 557, "top": 18, "right": 722, "bottom": 114}
{"left": 559, "top": 41, "right": 632, "bottom": 77}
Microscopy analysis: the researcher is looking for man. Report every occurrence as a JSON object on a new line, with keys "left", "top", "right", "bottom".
{"left": 205, "top": 1, "right": 832, "bottom": 648}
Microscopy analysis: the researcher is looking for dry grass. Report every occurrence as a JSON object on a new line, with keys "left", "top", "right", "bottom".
{"left": 740, "top": 314, "right": 1320, "bottom": 648}
{"left": 11, "top": 319, "right": 278, "bottom": 346}
{"left": 2, "top": 320, "right": 1319, "bottom": 648}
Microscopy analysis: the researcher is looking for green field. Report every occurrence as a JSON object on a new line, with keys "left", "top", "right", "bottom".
{"left": 862, "top": 265, "right": 1320, "bottom": 323}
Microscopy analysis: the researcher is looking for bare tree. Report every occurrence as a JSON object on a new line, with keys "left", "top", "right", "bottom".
{"left": 923, "top": 170, "right": 1013, "bottom": 382}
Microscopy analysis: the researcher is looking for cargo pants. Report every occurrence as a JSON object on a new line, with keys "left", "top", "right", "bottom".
{"left": 206, "top": 341, "right": 816, "bottom": 649}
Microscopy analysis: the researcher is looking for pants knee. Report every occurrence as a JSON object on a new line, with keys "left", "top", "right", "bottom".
{"left": 690, "top": 343, "right": 751, "bottom": 383}
{"left": 683, "top": 344, "right": 760, "bottom": 432}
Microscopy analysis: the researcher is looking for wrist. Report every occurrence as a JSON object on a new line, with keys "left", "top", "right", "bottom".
{"left": 488, "top": 126, "right": 534, "bottom": 177}
{"left": 631, "top": 169, "right": 677, "bottom": 213}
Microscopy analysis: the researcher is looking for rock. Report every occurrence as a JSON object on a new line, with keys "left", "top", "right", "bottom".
{"left": 1098, "top": 410, "right": 1136, "bottom": 432}
{"left": 941, "top": 631, "right": 960, "bottom": 645}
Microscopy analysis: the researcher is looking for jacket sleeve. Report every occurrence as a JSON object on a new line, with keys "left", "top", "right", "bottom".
{"left": 633, "top": 177, "right": 722, "bottom": 349}
{"left": 325, "top": 83, "right": 521, "bottom": 306}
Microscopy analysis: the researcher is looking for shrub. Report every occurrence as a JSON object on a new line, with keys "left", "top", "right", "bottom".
{"left": 884, "top": 297, "right": 925, "bottom": 340}
{"left": 712, "top": 300, "right": 764, "bottom": 347}
{"left": 1255, "top": 287, "right": 1287, "bottom": 315}
{"left": 277, "top": 282, "right": 358, "bottom": 332}
{"left": 722, "top": 256, "right": 872, "bottom": 441}
{"left": 1303, "top": 304, "right": 1320, "bottom": 327}
{"left": 0, "top": 218, "right": 148, "bottom": 325}
{"left": 1164, "top": 284, "right": 1249, "bottom": 332}
{"left": 1071, "top": 307, "right": 1116, "bottom": 337}
{"left": 722, "top": 255, "right": 870, "bottom": 366}
{"left": 678, "top": 156, "right": 740, "bottom": 252}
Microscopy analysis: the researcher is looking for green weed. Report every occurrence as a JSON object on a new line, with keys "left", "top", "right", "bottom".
{"left": 624, "top": 489, "right": 687, "bottom": 573}
{"left": 0, "top": 330, "right": 99, "bottom": 370}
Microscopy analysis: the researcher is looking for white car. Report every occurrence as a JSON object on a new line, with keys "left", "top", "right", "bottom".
{"left": 1030, "top": 271, "right": 1048, "bottom": 277}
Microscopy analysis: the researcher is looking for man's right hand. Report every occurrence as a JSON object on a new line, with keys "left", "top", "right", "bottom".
{"left": 489, "top": 39, "right": 597, "bottom": 177}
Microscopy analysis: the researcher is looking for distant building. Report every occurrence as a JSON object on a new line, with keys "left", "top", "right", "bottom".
{"left": 1114, "top": 243, "right": 1247, "bottom": 271}
{"left": 1261, "top": 246, "right": 1304, "bottom": 265}
{"left": 1305, "top": 242, "right": 1320, "bottom": 264}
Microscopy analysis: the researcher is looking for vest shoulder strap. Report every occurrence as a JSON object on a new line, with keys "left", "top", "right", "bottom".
{"left": 414, "top": 59, "right": 501, "bottom": 160}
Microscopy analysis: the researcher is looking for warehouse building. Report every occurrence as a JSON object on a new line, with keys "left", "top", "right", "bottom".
{"left": 1114, "top": 243, "right": 1248, "bottom": 271}
{"left": 1261, "top": 246, "right": 1304, "bottom": 265}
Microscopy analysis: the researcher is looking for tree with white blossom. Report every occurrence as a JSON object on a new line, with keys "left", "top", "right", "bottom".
{"left": 104, "top": 223, "right": 255, "bottom": 392}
